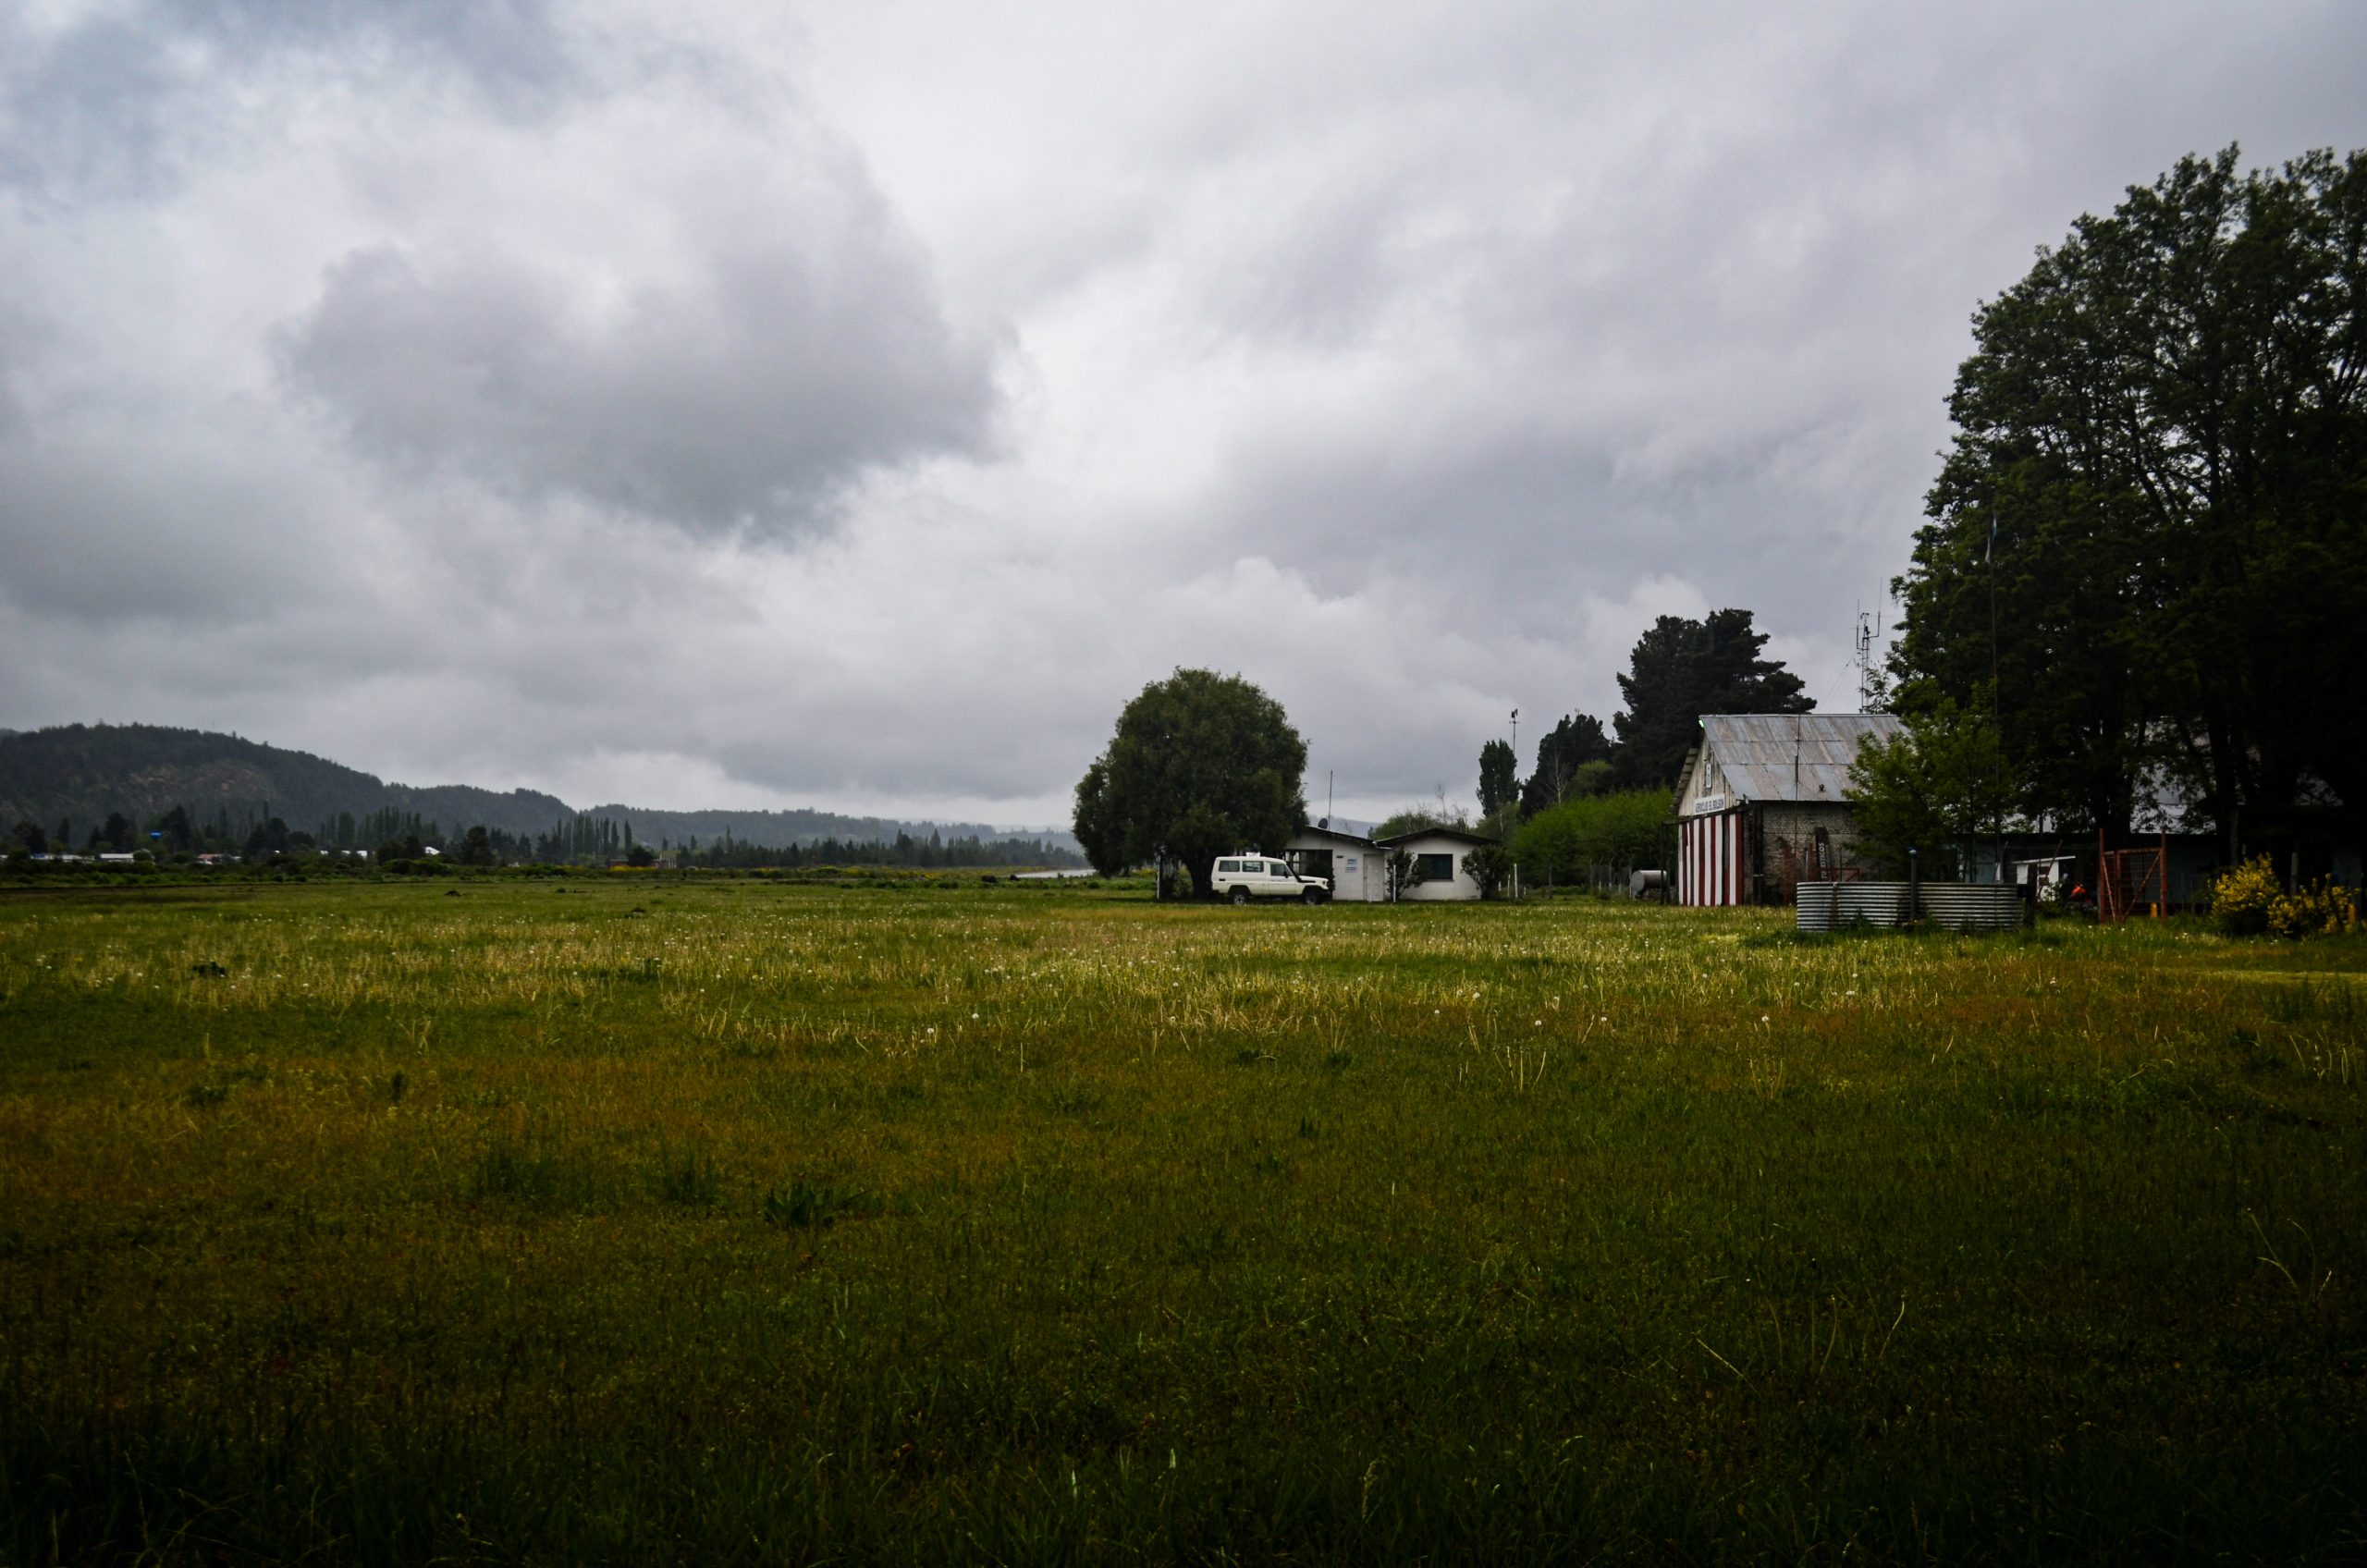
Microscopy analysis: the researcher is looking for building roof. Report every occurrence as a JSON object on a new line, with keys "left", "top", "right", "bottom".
{"left": 1288, "top": 825, "right": 1378, "bottom": 848}
{"left": 1695, "top": 713, "right": 1905, "bottom": 805}
{"left": 1373, "top": 825, "right": 1501, "bottom": 848}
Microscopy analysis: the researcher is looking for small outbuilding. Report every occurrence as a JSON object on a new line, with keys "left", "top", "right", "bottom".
{"left": 1284, "top": 824, "right": 1387, "bottom": 902}
{"left": 1372, "top": 825, "right": 1500, "bottom": 902}
{"left": 1674, "top": 713, "right": 1904, "bottom": 907}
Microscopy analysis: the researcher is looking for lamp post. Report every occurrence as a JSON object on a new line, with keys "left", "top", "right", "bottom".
{"left": 1907, "top": 845, "right": 1920, "bottom": 928}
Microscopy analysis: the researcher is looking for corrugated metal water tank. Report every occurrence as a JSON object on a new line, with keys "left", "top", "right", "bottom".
{"left": 1916, "top": 884, "right": 2026, "bottom": 931}
{"left": 1796, "top": 882, "right": 1907, "bottom": 931}
{"left": 1796, "top": 882, "right": 2025, "bottom": 933}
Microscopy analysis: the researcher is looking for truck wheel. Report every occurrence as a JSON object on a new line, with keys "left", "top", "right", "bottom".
{"left": 1302, "top": 887, "right": 1324, "bottom": 905}
{"left": 1230, "top": 887, "right": 1251, "bottom": 905}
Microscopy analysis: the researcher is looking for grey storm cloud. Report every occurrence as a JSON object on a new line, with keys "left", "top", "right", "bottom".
{"left": 0, "top": 0, "right": 574, "bottom": 200}
{"left": 278, "top": 222, "right": 1002, "bottom": 536}
{"left": 3, "top": 0, "right": 2364, "bottom": 823}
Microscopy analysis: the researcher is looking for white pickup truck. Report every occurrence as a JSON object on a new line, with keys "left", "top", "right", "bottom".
{"left": 1210, "top": 854, "right": 1330, "bottom": 904}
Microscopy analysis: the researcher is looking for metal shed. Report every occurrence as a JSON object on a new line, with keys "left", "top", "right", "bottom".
{"left": 1674, "top": 713, "right": 1904, "bottom": 907}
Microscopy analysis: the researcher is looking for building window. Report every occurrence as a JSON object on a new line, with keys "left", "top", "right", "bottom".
{"left": 1417, "top": 853, "right": 1454, "bottom": 882}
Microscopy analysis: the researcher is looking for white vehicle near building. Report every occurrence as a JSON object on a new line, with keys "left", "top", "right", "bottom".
{"left": 1283, "top": 824, "right": 1383, "bottom": 901}
{"left": 1210, "top": 854, "right": 1330, "bottom": 904}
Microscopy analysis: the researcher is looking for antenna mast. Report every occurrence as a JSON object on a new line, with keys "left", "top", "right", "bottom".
{"left": 1854, "top": 602, "right": 1883, "bottom": 710}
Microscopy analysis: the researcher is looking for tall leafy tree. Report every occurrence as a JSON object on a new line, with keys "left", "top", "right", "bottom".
{"left": 1073, "top": 669, "right": 1308, "bottom": 896}
{"left": 1477, "top": 739, "right": 1519, "bottom": 822}
{"left": 1844, "top": 700, "right": 2017, "bottom": 878}
{"left": 1894, "top": 146, "right": 2367, "bottom": 851}
{"left": 1518, "top": 713, "right": 1613, "bottom": 816}
{"left": 1612, "top": 610, "right": 1812, "bottom": 790}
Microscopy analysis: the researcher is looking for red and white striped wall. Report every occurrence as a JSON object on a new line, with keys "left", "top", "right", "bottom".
{"left": 1679, "top": 809, "right": 1747, "bottom": 907}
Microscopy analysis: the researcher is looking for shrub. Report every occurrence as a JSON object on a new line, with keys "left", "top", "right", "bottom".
{"left": 2210, "top": 856, "right": 2361, "bottom": 938}
{"left": 2208, "top": 857, "right": 2280, "bottom": 935}
{"left": 1511, "top": 790, "right": 1673, "bottom": 888}
{"left": 2269, "top": 877, "right": 2360, "bottom": 939}
{"left": 1464, "top": 841, "right": 1514, "bottom": 900}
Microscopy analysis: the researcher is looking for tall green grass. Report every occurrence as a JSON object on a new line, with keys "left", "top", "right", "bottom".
{"left": 1, "top": 880, "right": 2361, "bottom": 1562}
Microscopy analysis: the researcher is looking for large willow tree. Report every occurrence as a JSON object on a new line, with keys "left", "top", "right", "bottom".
{"left": 1892, "top": 146, "right": 2366, "bottom": 853}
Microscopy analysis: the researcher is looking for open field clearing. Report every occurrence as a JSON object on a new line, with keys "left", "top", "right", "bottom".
{"left": 2, "top": 878, "right": 2362, "bottom": 1563}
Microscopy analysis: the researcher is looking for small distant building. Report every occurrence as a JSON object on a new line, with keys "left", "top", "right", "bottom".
{"left": 1373, "top": 825, "right": 1499, "bottom": 902}
{"left": 1674, "top": 713, "right": 1905, "bottom": 907}
{"left": 1284, "top": 824, "right": 1386, "bottom": 901}
{"left": 1278, "top": 822, "right": 1502, "bottom": 901}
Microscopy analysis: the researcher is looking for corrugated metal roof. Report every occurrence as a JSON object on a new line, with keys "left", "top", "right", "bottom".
{"left": 1372, "top": 826, "right": 1501, "bottom": 848}
{"left": 1699, "top": 713, "right": 1904, "bottom": 804}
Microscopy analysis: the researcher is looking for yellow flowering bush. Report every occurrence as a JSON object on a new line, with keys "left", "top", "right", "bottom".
{"left": 2268, "top": 876, "right": 2360, "bottom": 938}
{"left": 2211, "top": 855, "right": 2361, "bottom": 937}
{"left": 2208, "top": 856, "right": 2281, "bottom": 936}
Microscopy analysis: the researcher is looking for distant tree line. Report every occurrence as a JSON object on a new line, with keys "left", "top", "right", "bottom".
{"left": 675, "top": 830, "right": 1085, "bottom": 871}
{"left": 8, "top": 802, "right": 333, "bottom": 859}
{"left": 7, "top": 799, "right": 1080, "bottom": 875}
{"left": 529, "top": 815, "right": 640, "bottom": 864}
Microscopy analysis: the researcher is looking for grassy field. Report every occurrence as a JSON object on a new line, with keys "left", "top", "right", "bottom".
{"left": 1, "top": 876, "right": 2362, "bottom": 1563}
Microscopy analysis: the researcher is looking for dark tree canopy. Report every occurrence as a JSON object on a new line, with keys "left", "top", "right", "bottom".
{"left": 1612, "top": 610, "right": 1812, "bottom": 790}
{"left": 1073, "top": 669, "right": 1308, "bottom": 896}
{"left": 1519, "top": 712, "right": 1613, "bottom": 816}
{"left": 1893, "top": 146, "right": 2367, "bottom": 851}
{"left": 1478, "top": 739, "right": 1519, "bottom": 822}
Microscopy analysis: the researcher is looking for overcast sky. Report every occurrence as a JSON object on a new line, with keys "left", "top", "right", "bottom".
{"left": 4, "top": 1, "right": 2361, "bottom": 825}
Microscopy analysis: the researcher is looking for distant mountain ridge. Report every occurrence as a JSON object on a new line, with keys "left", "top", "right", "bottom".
{"left": 0, "top": 725, "right": 1077, "bottom": 851}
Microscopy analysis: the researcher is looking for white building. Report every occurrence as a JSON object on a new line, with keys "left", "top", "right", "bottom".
{"left": 1372, "top": 826, "right": 1498, "bottom": 901}
{"left": 1283, "top": 824, "right": 1386, "bottom": 901}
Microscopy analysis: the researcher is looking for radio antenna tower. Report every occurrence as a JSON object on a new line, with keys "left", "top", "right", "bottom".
{"left": 1853, "top": 602, "right": 1883, "bottom": 710}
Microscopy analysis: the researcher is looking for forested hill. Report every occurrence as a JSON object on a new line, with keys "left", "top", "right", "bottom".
{"left": 0, "top": 725, "right": 571, "bottom": 840}
{"left": 0, "top": 725, "right": 1074, "bottom": 851}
